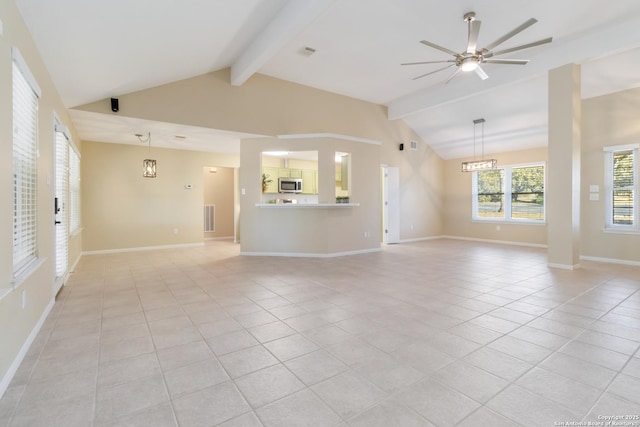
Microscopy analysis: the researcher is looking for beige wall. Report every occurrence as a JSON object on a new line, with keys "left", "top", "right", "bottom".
{"left": 581, "top": 87, "right": 640, "bottom": 263}
{"left": 203, "top": 166, "right": 235, "bottom": 239}
{"left": 240, "top": 137, "right": 381, "bottom": 255}
{"left": 82, "top": 141, "right": 239, "bottom": 252}
{"left": 74, "top": 68, "right": 445, "bottom": 242}
{"left": 443, "top": 147, "right": 548, "bottom": 246}
{"left": 0, "top": 0, "right": 81, "bottom": 392}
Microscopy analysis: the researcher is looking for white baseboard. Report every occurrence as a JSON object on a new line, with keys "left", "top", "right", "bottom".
{"left": 241, "top": 247, "right": 381, "bottom": 258}
{"left": 398, "top": 236, "right": 443, "bottom": 244}
{"left": 580, "top": 255, "right": 640, "bottom": 267}
{"left": 441, "top": 235, "right": 548, "bottom": 248}
{"left": 0, "top": 298, "right": 54, "bottom": 398}
{"left": 82, "top": 242, "right": 204, "bottom": 255}
{"left": 69, "top": 253, "right": 82, "bottom": 273}
{"left": 204, "top": 236, "right": 234, "bottom": 241}
{"left": 547, "top": 262, "right": 581, "bottom": 270}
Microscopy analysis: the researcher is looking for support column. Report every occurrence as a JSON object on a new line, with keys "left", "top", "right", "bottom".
{"left": 547, "top": 64, "right": 581, "bottom": 269}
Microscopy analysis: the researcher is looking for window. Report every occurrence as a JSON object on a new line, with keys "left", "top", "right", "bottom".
{"left": 473, "top": 163, "right": 545, "bottom": 222}
{"left": 12, "top": 48, "right": 41, "bottom": 279}
{"left": 604, "top": 145, "right": 638, "bottom": 231}
{"left": 474, "top": 169, "right": 505, "bottom": 220}
{"left": 69, "top": 145, "right": 81, "bottom": 234}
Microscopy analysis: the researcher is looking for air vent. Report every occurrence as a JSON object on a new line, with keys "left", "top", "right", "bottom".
{"left": 204, "top": 205, "right": 215, "bottom": 232}
{"left": 298, "top": 46, "right": 316, "bottom": 57}
{"left": 410, "top": 140, "right": 418, "bottom": 150}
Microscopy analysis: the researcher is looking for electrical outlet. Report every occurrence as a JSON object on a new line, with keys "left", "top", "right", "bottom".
{"left": 496, "top": 225, "right": 501, "bottom": 231}
{"left": 173, "top": 228, "right": 179, "bottom": 235}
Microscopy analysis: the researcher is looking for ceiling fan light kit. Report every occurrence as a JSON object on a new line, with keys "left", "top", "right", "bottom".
{"left": 402, "top": 11, "right": 552, "bottom": 83}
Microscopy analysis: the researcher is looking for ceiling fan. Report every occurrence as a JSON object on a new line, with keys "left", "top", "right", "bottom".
{"left": 402, "top": 11, "right": 552, "bottom": 83}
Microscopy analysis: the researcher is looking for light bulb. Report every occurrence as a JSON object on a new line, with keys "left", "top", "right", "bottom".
{"left": 461, "top": 57, "right": 478, "bottom": 72}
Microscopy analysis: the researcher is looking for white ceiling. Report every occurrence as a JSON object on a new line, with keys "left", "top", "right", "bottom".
{"left": 16, "top": 0, "right": 640, "bottom": 159}
{"left": 69, "top": 110, "right": 265, "bottom": 153}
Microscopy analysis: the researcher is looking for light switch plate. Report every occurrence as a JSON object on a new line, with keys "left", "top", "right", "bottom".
{"left": 589, "top": 185, "right": 599, "bottom": 193}
{"left": 590, "top": 193, "right": 599, "bottom": 201}
{"left": 0, "top": 18, "right": 4, "bottom": 37}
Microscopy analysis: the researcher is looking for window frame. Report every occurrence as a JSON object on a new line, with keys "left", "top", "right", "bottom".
{"left": 472, "top": 162, "right": 546, "bottom": 224}
{"left": 12, "top": 47, "right": 42, "bottom": 284}
{"left": 603, "top": 144, "right": 639, "bottom": 233}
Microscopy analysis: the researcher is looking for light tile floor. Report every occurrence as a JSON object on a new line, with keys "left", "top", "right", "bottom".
{"left": 1, "top": 239, "right": 640, "bottom": 426}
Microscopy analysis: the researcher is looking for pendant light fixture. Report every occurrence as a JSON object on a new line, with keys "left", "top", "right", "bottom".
{"left": 461, "top": 118, "right": 497, "bottom": 172}
{"left": 136, "top": 132, "right": 156, "bottom": 178}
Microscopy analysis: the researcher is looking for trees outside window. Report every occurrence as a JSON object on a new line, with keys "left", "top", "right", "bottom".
{"left": 473, "top": 164, "right": 545, "bottom": 222}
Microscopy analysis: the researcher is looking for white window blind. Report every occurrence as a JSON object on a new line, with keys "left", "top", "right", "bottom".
{"left": 55, "top": 129, "right": 69, "bottom": 279}
{"left": 604, "top": 145, "right": 638, "bottom": 231}
{"left": 12, "top": 50, "right": 40, "bottom": 279}
{"left": 69, "top": 145, "right": 81, "bottom": 234}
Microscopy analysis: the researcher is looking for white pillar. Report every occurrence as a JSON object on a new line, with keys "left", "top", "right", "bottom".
{"left": 547, "top": 64, "right": 581, "bottom": 269}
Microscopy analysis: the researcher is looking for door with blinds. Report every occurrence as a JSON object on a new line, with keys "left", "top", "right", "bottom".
{"left": 54, "top": 123, "right": 69, "bottom": 293}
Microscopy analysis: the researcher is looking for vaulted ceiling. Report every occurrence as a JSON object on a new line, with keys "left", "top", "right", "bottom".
{"left": 16, "top": 0, "right": 640, "bottom": 159}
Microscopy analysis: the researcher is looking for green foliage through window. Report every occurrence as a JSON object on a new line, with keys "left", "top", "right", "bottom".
{"left": 477, "top": 170, "right": 505, "bottom": 219}
{"left": 612, "top": 150, "right": 634, "bottom": 225}
{"left": 474, "top": 164, "right": 545, "bottom": 222}
{"left": 511, "top": 166, "right": 544, "bottom": 220}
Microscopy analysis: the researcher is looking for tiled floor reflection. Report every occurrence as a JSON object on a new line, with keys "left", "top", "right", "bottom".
{"left": 1, "top": 239, "right": 639, "bottom": 426}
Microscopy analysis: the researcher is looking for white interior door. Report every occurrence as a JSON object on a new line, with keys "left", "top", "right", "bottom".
{"left": 382, "top": 166, "right": 400, "bottom": 244}
{"left": 54, "top": 124, "right": 69, "bottom": 293}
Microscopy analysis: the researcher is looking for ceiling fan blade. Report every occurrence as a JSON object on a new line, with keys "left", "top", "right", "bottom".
{"left": 467, "top": 20, "right": 481, "bottom": 54}
{"left": 444, "top": 67, "right": 462, "bottom": 84}
{"left": 420, "top": 40, "right": 461, "bottom": 58}
{"left": 483, "top": 18, "right": 537, "bottom": 52}
{"left": 412, "top": 64, "right": 456, "bottom": 80}
{"left": 483, "top": 59, "right": 529, "bottom": 65}
{"left": 475, "top": 65, "right": 489, "bottom": 80}
{"left": 401, "top": 60, "right": 456, "bottom": 66}
{"left": 489, "top": 37, "right": 553, "bottom": 57}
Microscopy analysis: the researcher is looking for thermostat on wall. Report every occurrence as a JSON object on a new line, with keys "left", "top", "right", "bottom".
{"left": 185, "top": 184, "right": 193, "bottom": 189}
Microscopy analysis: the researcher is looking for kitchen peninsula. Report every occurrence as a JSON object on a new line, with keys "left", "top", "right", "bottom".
{"left": 239, "top": 134, "right": 381, "bottom": 257}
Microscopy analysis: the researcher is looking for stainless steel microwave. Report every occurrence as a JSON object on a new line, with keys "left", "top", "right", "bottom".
{"left": 278, "top": 178, "right": 302, "bottom": 193}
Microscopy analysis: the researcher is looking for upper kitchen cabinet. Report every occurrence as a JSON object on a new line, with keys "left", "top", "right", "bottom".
{"left": 261, "top": 151, "right": 318, "bottom": 196}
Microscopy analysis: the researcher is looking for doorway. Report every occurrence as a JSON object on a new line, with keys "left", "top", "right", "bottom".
{"left": 203, "top": 166, "right": 235, "bottom": 240}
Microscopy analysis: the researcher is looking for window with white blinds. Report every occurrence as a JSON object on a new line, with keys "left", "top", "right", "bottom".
{"left": 12, "top": 48, "right": 41, "bottom": 280}
{"left": 69, "top": 145, "right": 81, "bottom": 234}
{"left": 55, "top": 129, "right": 69, "bottom": 279}
{"left": 604, "top": 145, "right": 638, "bottom": 231}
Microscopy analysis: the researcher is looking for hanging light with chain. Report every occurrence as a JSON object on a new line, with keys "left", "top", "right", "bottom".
{"left": 461, "top": 118, "right": 497, "bottom": 172}
{"left": 136, "top": 132, "right": 157, "bottom": 178}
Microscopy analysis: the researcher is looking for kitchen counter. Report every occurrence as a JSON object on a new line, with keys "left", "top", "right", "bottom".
{"left": 255, "top": 203, "right": 359, "bottom": 208}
